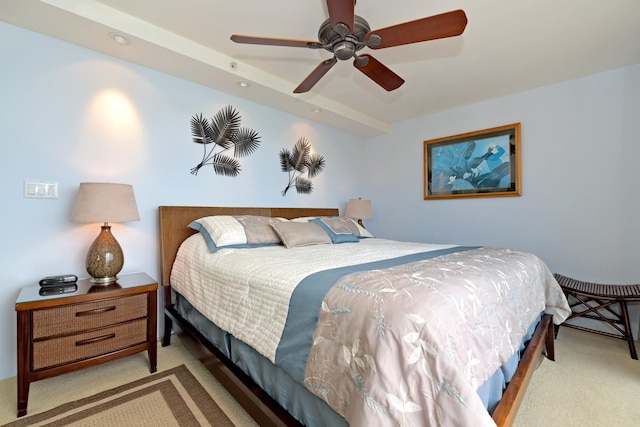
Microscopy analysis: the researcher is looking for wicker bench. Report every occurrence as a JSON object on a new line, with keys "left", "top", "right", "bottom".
{"left": 554, "top": 273, "right": 640, "bottom": 359}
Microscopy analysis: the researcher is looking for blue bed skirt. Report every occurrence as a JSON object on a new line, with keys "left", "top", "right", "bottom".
{"left": 175, "top": 294, "right": 540, "bottom": 426}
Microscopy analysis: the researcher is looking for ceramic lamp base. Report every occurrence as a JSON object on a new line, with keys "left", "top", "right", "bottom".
{"left": 86, "top": 224, "right": 124, "bottom": 285}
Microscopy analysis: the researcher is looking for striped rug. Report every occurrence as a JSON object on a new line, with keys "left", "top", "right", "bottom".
{"left": 4, "top": 365, "right": 235, "bottom": 427}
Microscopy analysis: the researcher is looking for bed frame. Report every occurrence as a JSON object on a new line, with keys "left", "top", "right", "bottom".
{"left": 158, "top": 206, "right": 555, "bottom": 427}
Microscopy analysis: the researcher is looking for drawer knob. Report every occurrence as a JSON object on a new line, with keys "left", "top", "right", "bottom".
{"left": 76, "top": 306, "right": 116, "bottom": 317}
{"left": 75, "top": 333, "right": 116, "bottom": 346}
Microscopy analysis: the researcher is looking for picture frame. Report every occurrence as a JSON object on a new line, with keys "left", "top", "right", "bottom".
{"left": 424, "top": 123, "right": 521, "bottom": 200}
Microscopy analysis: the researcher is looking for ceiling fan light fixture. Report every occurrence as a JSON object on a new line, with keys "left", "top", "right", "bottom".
{"left": 334, "top": 41, "right": 356, "bottom": 60}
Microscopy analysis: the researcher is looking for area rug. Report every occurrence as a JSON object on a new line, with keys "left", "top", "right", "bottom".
{"left": 3, "top": 365, "right": 235, "bottom": 427}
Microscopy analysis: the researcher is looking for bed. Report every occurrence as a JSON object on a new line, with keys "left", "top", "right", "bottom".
{"left": 158, "top": 206, "right": 570, "bottom": 427}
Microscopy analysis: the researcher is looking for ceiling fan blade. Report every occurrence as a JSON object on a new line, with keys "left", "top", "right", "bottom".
{"left": 326, "top": 0, "right": 355, "bottom": 35}
{"left": 294, "top": 58, "right": 338, "bottom": 94}
{"left": 366, "top": 9, "right": 467, "bottom": 49}
{"left": 353, "top": 54, "right": 404, "bottom": 91}
{"left": 231, "top": 34, "right": 323, "bottom": 49}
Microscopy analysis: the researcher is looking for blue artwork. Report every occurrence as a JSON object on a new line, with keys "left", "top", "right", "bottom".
{"left": 430, "top": 135, "right": 511, "bottom": 193}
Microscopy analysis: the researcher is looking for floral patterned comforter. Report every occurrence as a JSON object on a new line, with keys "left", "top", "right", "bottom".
{"left": 303, "top": 247, "right": 570, "bottom": 427}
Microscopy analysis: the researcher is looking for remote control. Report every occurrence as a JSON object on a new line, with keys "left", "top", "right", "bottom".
{"left": 39, "top": 274, "right": 78, "bottom": 287}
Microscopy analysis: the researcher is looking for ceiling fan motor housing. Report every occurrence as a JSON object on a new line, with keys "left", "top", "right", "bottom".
{"left": 318, "top": 15, "right": 371, "bottom": 60}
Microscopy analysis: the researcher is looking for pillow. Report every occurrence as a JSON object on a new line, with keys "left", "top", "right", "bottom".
{"left": 290, "top": 216, "right": 318, "bottom": 222}
{"left": 292, "top": 216, "right": 374, "bottom": 238}
{"left": 353, "top": 219, "right": 374, "bottom": 238}
{"left": 271, "top": 221, "right": 332, "bottom": 248}
{"left": 189, "top": 215, "right": 285, "bottom": 253}
{"left": 310, "top": 218, "right": 359, "bottom": 243}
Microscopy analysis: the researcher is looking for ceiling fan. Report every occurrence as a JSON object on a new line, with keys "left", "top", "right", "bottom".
{"left": 230, "top": 0, "right": 467, "bottom": 94}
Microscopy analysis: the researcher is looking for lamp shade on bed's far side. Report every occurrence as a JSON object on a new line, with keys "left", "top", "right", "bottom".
{"left": 345, "top": 198, "right": 372, "bottom": 227}
{"left": 70, "top": 182, "right": 140, "bottom": 284}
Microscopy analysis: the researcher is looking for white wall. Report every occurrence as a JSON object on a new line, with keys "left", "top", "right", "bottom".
{"left": 0, "top": 22, "right": 366, "bottom": 380}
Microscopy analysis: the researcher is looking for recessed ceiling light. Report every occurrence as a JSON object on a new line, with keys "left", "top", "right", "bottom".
{"left": 237, "top": 81, "right": 250, "bottom": 88}
{"left": 312, "top": 108, "right": 322, "bottom": 114}
{"left": 109, "top": 32, "right": 130, "bottom": 46}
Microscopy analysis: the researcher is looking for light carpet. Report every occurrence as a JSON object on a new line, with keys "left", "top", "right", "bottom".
{"left": 0, "top": 335, "right": 257, "bottom": 427}
{"left": 0, "top": 329, "right": 638, "bottom": 426}
{"left": 513, "top": 327, "right": 640, "bottom": 426}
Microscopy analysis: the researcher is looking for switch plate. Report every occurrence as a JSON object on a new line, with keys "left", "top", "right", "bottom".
{"left": 24, "top": 180, "right": 58, "bottom": 199}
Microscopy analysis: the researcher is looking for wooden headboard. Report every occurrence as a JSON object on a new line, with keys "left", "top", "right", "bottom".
{"left": 158, "top": 206, "right": 338, "bottom": 288}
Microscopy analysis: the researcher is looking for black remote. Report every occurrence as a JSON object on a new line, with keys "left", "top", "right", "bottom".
{"left": 39, "top": 274, "right": 78, "bottom": 287}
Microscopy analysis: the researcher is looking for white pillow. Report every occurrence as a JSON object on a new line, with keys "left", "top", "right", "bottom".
{"left": 189, "top": 215, "right": 285, "bottom": 252}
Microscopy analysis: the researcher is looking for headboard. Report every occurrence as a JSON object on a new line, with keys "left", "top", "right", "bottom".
{"left": 158, "top": 206, "right": 339, "bottom": 288}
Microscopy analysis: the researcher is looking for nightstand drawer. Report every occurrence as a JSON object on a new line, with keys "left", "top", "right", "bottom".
{"left": 32, "top": 293, "right": 148, "bottom": 339}
{"left": 32, "top": 318, "right": 148, "bottom": 370}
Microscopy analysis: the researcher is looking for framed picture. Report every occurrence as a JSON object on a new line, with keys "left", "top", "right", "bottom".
{"left": 424, "top": 123, "right": 521, "bottom": 200}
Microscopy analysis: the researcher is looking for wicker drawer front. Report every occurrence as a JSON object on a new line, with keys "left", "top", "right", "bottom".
{"left": 32, "top": 294, "right": 148, "bottom": 339}
{"left": 32, "top": 318, "right": 147, "bottom": 370}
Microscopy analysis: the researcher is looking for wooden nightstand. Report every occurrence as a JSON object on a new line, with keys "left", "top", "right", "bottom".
{"left": 15, "top": 272, "right": 157, "bottom": 417}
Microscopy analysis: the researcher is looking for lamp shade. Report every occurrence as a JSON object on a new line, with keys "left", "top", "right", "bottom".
{"left": 71, "top": 182, "right": 140, "bottom": 223}
{"left": 345, "top": 198, "right": 372, "bottom": 220}
{"left": 71, "top": 183, "right": 139, "bottom": 284}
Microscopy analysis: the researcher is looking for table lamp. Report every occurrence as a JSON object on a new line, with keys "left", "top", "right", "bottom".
{"left": 71, "top": 182, "right": 140, "bottom": 284}
{"left": 345, "top": 198, "right": 372, "bottom": 227}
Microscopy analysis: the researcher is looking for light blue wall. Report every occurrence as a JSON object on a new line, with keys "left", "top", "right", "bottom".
{"left": 362, "top": 64, "right": 640, "bottom": 283}
{"left": 361, "top": 64, "right": 640, "bottom": 340}
{"left": 1, "top": 20, "right": 639, "bottom": 381}
{"left": 0, "top": 23, "right": 366, "bottom": 380}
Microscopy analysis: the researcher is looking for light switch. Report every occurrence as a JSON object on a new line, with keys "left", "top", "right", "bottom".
{"left": 24, "top": 180, "right": 58, "bottom": 199}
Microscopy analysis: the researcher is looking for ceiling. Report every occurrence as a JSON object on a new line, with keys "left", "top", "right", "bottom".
{"left": 2, "top": 0, "right": 639, "bottom": 137}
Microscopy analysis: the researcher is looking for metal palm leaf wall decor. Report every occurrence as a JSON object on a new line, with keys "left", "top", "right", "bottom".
{"left": 189, "top": 105, "right": 261, "bottom": 176}
{"left": 279, "top": 137, "right": 325, "bottom": 195}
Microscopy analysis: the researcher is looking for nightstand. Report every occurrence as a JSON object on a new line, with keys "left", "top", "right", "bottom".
{"left": 15, "top": 272, "right": 157, "bottom": 417}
